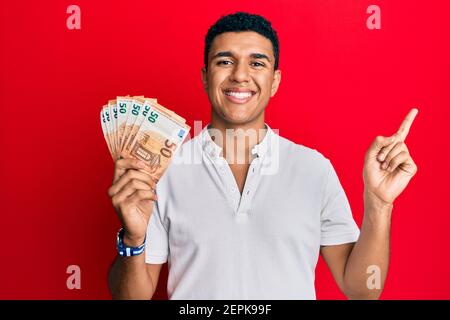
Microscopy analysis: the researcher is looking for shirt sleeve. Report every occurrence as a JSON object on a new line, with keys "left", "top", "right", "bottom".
{"left": 320, "top": 160, "right": 360, "bottom": 246}
{"left": 145, "top": 200, "right": 169, "bottom": 264}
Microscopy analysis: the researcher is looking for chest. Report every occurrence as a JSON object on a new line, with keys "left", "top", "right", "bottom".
{"left": 228, "top": 163, "right": 250, "bottom": 194}
{"left": 165, "top": 171, "right": 323, "bottom": 252}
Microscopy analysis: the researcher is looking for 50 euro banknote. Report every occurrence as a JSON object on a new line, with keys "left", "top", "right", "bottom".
{"left": 100, "top": 96, "right": 190, "bottom": 181}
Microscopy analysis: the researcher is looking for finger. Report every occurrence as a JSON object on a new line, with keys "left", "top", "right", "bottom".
{"left": 401, "top": 157, "right": 418, "bottom": 176}
{"left": 111, "top": 180, "right": 153, "bottom": 208}
{"left": 376, "top": 133, "right": 398, "bottom": 161}
{"left": 120, "top": 190, "right": 158, "bottom": 220}
{"left": 367, "top": 135, "right": 396, "bottom": 160}
{"left": 381, "top": 142, "right": 409, "bottom": 170}
{"left": 118, "top": 179, "right": 153, "bottom": 198}
{"left": 385, "top": 151, "right": 410, "bottom": 173}
{"left": 113, "top": 156, "right": 146, "bottom": 183}
{"left": 396, "top": 108, "right": 419, "bottom": 142}
{"left": 126, "top": 189, "right": 158, "bottom": 204}
{"left": 109, "top": 169, "right": 156, "bottom": 197}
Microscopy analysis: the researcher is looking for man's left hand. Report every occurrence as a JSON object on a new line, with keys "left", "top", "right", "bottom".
{"left": 363, "top": 108, "right": 419, "bottom": 206}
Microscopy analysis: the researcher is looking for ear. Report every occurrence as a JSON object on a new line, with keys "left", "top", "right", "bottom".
{"left": 201, "top": 67, "right": 208, "bottom": 91}
{"left": 270, "top": 69, "right": 282, "bottom": 97}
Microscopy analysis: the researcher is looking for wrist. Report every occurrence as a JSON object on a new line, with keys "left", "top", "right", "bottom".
{"left": 364, "top": 189, "right": 393, "bottom": 211}
{"left": 363, "top": 189, "right": 393, "bottom": 226}
{"left": 116, "top": 228, "right": 146, "bottom": 257}
{"left": 122, "top": 232, "right": 146, "bottom": 247}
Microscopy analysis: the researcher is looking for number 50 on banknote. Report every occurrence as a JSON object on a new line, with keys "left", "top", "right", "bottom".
{"left": 100, "top": 96, "right": 190, "bottom": 181}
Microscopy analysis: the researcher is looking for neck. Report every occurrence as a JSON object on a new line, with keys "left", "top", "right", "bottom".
{"left": 209, "top": 114, "right": 267, "bottom": 164}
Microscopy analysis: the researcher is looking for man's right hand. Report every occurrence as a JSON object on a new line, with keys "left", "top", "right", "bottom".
{"left": 108, "top": 152, "right": 158, "bottom": 247}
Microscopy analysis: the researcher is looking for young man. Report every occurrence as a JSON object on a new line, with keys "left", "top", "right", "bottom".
{"left": 108, "top": 12, "right": 418, "bottom": 299}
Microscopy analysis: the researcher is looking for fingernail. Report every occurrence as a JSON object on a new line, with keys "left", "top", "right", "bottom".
{"left": 382, "top": 162, "right": 388, "bottom": 170}
{"left": 378, "top": 153, "right": 385, "bottom": 161}
{"left": 138, "top": 161, "right": 145, "bottom": 168}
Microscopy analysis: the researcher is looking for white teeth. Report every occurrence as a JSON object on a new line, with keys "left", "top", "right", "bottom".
{"left": 225, "top": 91, "right": 253, "bottom": 99}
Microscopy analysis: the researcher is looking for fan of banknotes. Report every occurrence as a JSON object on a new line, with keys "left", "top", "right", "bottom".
{"left": 100, "top": 96, "right": 190, "bottom": 181}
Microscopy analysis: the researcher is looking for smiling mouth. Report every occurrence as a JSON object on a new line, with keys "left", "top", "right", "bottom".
{"left": 223, "top": 89, "right": 256, "bottom": 104}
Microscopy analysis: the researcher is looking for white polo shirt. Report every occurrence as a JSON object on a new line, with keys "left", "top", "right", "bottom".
{"left": 145, "top": 125, "right": 360, "bottom": 299}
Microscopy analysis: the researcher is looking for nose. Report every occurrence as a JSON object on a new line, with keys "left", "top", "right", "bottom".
{"left": 229, "top": 62, "right": 250, "bottom": 83}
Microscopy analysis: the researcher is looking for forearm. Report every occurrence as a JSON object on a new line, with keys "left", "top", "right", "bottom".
{"left": 343, "top": 193, "right": 393, "bottom": 299}
{"left": 108, "top": 253, "right": 155, "bottom": 300}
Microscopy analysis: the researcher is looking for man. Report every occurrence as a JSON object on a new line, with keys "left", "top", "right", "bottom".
{"left": 108, "top": 12, "right": 418, "bottom": 299}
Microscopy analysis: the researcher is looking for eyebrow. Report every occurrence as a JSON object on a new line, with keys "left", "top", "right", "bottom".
{"left": 211, "top": 51, "right": 271, "bottom": 63}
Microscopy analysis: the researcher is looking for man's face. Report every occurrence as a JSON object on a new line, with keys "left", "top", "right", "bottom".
{"left": 202, "top": 31, "right": 281, "bottom": 126}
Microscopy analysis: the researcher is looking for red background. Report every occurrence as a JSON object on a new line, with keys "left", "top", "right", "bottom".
{"left": 1, "top": 0, "right": 449, "bottom": 299}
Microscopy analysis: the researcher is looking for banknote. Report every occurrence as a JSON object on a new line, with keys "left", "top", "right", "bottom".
{"left": 123, "top": 98, "right": 158, "bottom": 154}
{"left": 100, "top": 106, "right": 113, "bottom": 159}
{"left": 108, "top": 99, "right": 119, "bottom": 159}
{"left": 127, "top": 101, "right": 190, "bottom": 181}
{"left": 116, "top": 95, "right": 132, "bottom": 151}
{"left": 100, "top": 95, "right": 190, "bottom": 181}
{"left": 101, "top": 104, "right": 115, "bottom": 159}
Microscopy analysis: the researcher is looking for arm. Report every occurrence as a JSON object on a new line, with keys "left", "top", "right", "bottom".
{"left": 108, "top": 255, "right": 163, "bottom": 300}
{"left": 321, "top": 194, "right": 392, "bottom": 299}
{"left": 107, "top": 153, "right": 162, "bottom": 300}
{"left": 322, "top": 109, "right": 418, "bottom": 299}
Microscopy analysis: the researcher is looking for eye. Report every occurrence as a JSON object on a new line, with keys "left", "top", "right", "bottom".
{"left": 251, "top": 61, "right": 265, "bottom": 68}
{"left": 217, "top": 60, "right": 233, "bottom": 66}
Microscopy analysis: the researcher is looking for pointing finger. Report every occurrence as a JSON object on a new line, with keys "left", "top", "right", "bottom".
{"left": 396, "top": 108, "right": 418, "bottom": 141}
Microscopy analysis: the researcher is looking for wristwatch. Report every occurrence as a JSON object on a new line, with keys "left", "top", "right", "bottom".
{"left": 116, "top": 228, "right": 146, "bottom": 257}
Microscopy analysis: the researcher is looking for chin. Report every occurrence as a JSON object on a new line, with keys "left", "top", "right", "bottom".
{"left": 212, "top": 99, "right": 264, "bottom": 126}
{"left": 225, "top": 118, "right": 252, "bottom": 126}
{"left": 222, "top": 111, "right": 261, "bottom": 126}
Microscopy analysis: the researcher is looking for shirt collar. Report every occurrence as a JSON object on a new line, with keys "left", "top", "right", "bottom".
{"left": 200, "top": 123, "right": 275, "bottom": 160}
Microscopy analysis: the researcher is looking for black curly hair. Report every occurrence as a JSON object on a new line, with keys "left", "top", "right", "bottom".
{"left": 204, "top": 12, "right": 279, "bottom": 70}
